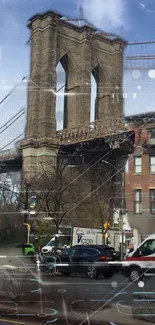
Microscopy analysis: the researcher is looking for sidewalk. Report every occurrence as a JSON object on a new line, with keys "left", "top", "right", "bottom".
{"left": 0, "top": 301, "right": 154, "bottom": 325}
{"left": 102, "top": 304, "right": 154, "bottom": 325}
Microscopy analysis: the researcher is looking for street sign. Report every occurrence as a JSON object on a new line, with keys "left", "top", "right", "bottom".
{"left": 29, "top": 211, "right": 36, "bottom": 215}
{"left": 20, "top": 210, "right": 29, "bottom": 215}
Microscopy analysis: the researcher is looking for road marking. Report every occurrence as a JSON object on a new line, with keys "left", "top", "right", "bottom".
{"left": 138, "top": 314, "right": 155, "bottom": 316}
{"left": 71, "top": 300, "right": 84, "bottom": 304}
{"left": 31, "top": 288, "right": 41, "bottom": 293}
{"left": 16, "top": 314, "right": 35, "bottom": 317}
{"left": 133, "top": 291, "right": 155, "bottom": 294}
{"left": 0, "top": 318, "right": 25, "bottom": 324}
{"left": 30, "top": 278, "right": 41, "bottom": 293}
{"left": 47, "top": 318, "right": 58, "bottom": 323}
{"left": 134, "top": 299, "right": 155, "bottom": 301}
{"left": 114, "top": 292, "right": 127, "bottom": 296}
{"left": 90, "top": 299, "right": 109, "bottom": 302}
{"left": 43, "top": 282, "right": 116, "bottom": 285}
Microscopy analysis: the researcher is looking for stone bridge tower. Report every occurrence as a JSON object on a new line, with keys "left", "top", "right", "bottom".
{"left": 21, "top": 10, "right": 126, "bottom": 177}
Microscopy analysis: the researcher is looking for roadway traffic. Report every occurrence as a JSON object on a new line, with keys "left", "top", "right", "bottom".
{"left": 0, "top": 247, "right": 154, "bottom": 325}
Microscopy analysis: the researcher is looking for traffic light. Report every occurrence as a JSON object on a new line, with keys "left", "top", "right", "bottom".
{"left": 105, "top": 233, "right": 109, "bottom": 239}
{"left": 29, "top": 196, "right": 37, "bottom": 210}
{"left": 104, "top": 221, "right": 110, "bottom": 230}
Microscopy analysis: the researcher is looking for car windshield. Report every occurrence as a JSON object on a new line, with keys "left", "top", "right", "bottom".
{"left": 61, "top": 248, "right": 76, "bottom": 256}
{"left": 109, "top": 247, "right": 115, "bottom": 251}
{"left": 46, "top": 241, "right": 56, "bottom": 247}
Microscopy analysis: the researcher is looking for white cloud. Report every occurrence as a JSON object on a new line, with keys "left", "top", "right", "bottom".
{"left": 78, "top": 0, "right": 128, "bottom": 32}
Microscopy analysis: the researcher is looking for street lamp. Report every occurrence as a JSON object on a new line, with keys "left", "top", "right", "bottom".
{"left": 101, "top": 159, "right": 121, "bottom": 173}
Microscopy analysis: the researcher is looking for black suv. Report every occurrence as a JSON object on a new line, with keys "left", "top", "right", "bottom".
{"left": 41, "top": 245, "right": 119, "bottom": 279}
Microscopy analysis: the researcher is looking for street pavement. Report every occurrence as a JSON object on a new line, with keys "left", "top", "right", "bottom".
{"left": 0, "top": 247, "right": 154, "bottom": 325}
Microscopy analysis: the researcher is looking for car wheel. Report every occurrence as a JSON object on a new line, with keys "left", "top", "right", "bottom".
{"left": 129, "top": 267, "right": 142, "bottom": 282}
{"left": 27, "top": 252, "right": 34, "bottom": 257}
{"left": 61, "top": 272, "right": 71, "bottom": 276}
{"left": 43, "top": 267, "right": 51, "bottom": 274}
{"left": 86, "top": 267, "right": 99, "bottom": 279}
{"left": 43, "top": 263, "right": 55, "bottom": 274}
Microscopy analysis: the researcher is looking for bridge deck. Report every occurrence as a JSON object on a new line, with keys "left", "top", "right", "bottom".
{"left": 56, "top": 118, "right": 135, "bottom": 145}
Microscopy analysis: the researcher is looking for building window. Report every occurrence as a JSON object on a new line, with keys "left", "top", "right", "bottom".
{"left": 149, "top": 129, "right": 155, "bottom": 145}
{"left": 150, "top": 156, "right": 155, "bottom": 173}
{"left": 134, "top": 157, "right": 142, "bottom": 174}
{"left": 150, "top": 189, "right": 155, "bottom": 214}
{"left": 134, "top": 189, "right": 142, "bottom": 214}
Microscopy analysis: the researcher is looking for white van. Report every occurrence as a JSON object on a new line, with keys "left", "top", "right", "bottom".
{"left": 122, "top": 234, "right": 155, "bottom": 282}
{"left": 41, "top": 234, "right": 67, "bottom": 256}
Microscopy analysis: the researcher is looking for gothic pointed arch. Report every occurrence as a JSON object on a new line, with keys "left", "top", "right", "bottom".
{"left": 56, "top": 54, "right": 69, "bottom": 130}
{"left": 91, "top": 65, "right": 100, "bottom": 121}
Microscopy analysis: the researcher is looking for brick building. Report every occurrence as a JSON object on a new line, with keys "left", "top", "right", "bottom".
{"left": 125, "top": 113, "right": 155, "bottom": 238}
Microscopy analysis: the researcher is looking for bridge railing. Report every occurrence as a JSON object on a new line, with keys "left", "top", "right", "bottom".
{"left": 0, "top": 148, "right": 21, "bottom": 162}
{"left": 56, "top": 117, "right": 134, "bottom": 144}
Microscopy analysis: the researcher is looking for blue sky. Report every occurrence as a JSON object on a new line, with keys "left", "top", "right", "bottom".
{"left": 1, "top": 0, "right": 155, "bottom": 149}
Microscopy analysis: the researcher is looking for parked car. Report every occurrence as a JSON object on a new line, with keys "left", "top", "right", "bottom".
{"left": 73, "top": 245, "right": 120, "bottom": 261}
{"left": 16, "top": 243, "right": 36, "bottom": 257}
{"left": 41, "top": 245, "right": 120, "bottom": 279}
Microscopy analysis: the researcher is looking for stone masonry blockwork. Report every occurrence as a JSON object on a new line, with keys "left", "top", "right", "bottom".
{"left": 21, "top": 10, "right": 126, "bottom": 176}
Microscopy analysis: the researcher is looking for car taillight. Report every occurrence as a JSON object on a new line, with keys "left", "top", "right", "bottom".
{"left": 100, "top": 256, "right": 110, "bottom": 261}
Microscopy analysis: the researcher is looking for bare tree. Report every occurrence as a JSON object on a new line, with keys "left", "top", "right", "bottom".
{"left": 0, "top": 173, "right": 24, "bottom": 244}
{"left": 75, "top": 162, "right": 116, "bottom": 233}
{"left": 24, "top": 158, "right": 78, "bottom": 233}
{"left": 0, "top": 173, "right": 20, "bottom": 206}
{"left": 22, "top": 157, "right": 120, "bottom": 238}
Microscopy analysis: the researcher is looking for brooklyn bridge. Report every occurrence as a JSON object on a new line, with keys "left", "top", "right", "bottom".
{"left": 0, "top": 10, "right": 154, "bottom": 182}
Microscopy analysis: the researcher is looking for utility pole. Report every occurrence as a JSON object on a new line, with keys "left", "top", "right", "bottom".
{"left": 24, "top": 223, "right": 30, "bottom": 243}
{"left": 23, "top": 183, "right": 30, "bottom": 243}
{"left": 24, "top": 183, "right": 29, "bottom": 223}
{"left": 120, "top": 169, "right": 125, "bottom": 260}
{"left": 120, "top": 210, "right": 124, "bottom": 260}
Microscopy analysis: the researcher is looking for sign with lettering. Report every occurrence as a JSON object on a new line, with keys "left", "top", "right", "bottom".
{"left": 109, "top": 141, "right": 120, "bottom": 149}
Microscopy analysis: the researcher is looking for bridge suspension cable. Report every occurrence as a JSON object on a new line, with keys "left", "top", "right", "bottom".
{"left": 0, "top": 77, "right": 26, "bottom": 106}
{"left": 0, "top": 134, "right": 23, "bottom": 152}
{"left": 125, "top": 40, "right": 155, "bottom": 68}
{"left": 0, "top": 75, "right": 27, "bottom": 151}
{"left": 0, "top": 109, "right": 25, "bottom": 135}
